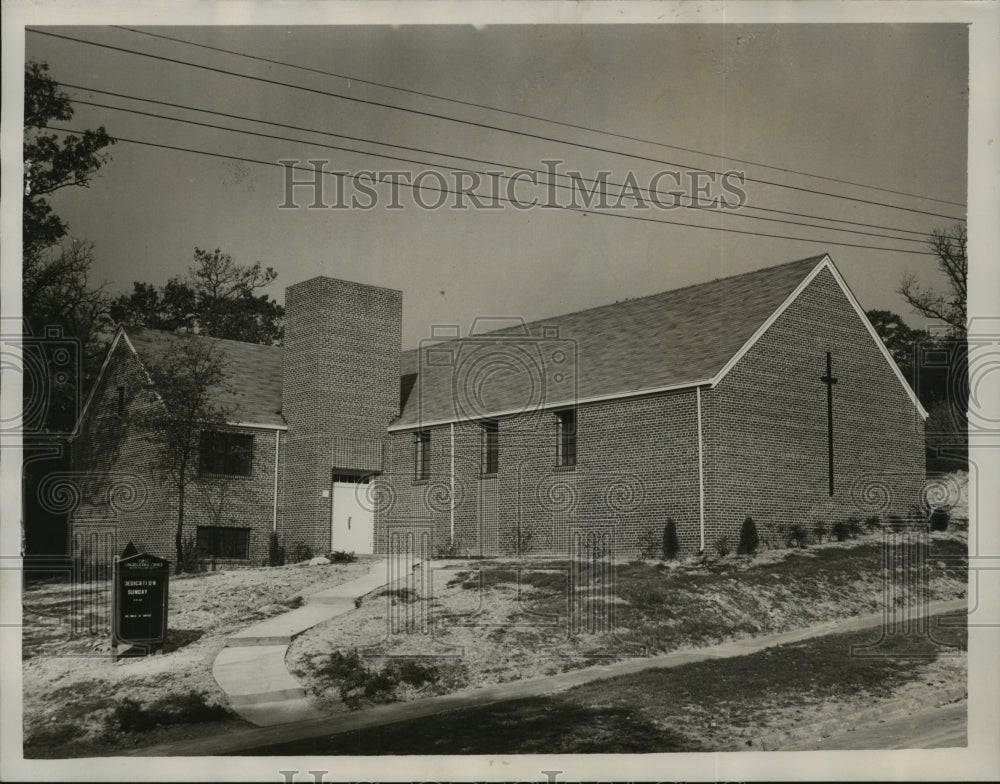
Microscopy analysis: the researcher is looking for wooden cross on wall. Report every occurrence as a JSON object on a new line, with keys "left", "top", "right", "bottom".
{"left": 820, "top": 351, "right": 838, "bottom": 496}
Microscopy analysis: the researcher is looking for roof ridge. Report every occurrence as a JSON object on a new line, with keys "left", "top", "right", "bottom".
{"left": 127, "top": 326, "right": 283, "bottom": 352}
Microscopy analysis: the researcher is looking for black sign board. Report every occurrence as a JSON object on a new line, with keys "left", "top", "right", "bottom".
{"left": 113, "top": 545, "right": 169, "bottom": 647}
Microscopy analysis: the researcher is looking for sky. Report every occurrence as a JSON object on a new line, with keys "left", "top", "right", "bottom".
{"left": 24, "top": 23, "right": 969, "bottom": 349}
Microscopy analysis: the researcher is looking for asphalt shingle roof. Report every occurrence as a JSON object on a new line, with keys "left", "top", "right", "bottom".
{"left": 393, "top": 255, "right": 827, "bottom": 428}
{"left": 125, "top": 328, "right": 286, "bottom": 427}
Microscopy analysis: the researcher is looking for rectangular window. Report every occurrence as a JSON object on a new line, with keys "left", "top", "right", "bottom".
{"left": 116, "top": 385, "right": 126, "bottom": 416}
{"left": 556, "top": 409, "right": 577, "bottom": 467}
{"left": 481, "top": 420, "right": 499, "bottom": 475}
{"left": 199, "top": 431, "right": 254, "bottom": 477}
{"left": 196, "top": 526, "right": 250, "bottom": 559}
{"left": 414, "top": 430, "right": 431, "bottom": 480}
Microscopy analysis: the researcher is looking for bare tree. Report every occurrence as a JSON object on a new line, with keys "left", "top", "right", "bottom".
{"left": 137, "top": 338, "right": 233, "bottom": 574}
{"left": 899, "top": 224, "right": 967, "bottom": 335}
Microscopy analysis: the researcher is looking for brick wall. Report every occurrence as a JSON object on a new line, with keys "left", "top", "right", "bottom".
{"left": 702, "top": 266, "right": 925, "bottom": 550}
{"left": 376, "top": 389, "right": 702, "bottom": 559}
{"left": 281, "top": 277, "right": 402, "bottom": 555}
{"left": 70, "top": 335, "right": 281, "bottom": 566}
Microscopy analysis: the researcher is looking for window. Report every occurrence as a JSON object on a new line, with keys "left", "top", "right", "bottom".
{"left": 331, "top": 473, "right": 372, "bottom": 484}
{"left": 414, "top": 430, "right": 431, "bottom": 480}
{"left": 481, "top": 420, "right": 499, "bottom": 475}
{"left": 196, "top": 526, "right": 250, "bottom": 559}
{"left": 199, "top": 431, "right": 254, "bottom": 477}
{"left": 116, "top": 385, "right": 126, "bottom": 416}
{"left": 556, "top": 409, "right": 577, "bottom": 467}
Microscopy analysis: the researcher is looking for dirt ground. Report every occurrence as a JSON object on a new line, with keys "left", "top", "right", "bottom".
{"left": 20, "top": 557, "right": 375, "bottom": 756}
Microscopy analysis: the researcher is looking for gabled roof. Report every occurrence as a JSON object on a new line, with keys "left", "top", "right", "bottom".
{"left": 76, "top": 327, "right": 287, "bottom": 433}
{"left": 391, "top": 254, "right": 927, "bottom": 430}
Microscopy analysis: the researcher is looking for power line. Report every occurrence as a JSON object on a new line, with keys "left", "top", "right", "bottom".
{"left": 113, "top": 24, "right": 967, "bottom": 210}
{"left": 43, "top": 124, "right": 938, "bottom": 257}
{"left": 28, "top": 28, "right": 967, "bottom": 224}
{"left": 62, "top": 81, "right": 935, "bottom": 241}
{"left": 64, "top": 93, "right": 930, "bottom": 246}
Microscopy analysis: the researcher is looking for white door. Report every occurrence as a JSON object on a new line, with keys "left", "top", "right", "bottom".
{"left": 331, "top": 478, "right": 374, "bottom": 554}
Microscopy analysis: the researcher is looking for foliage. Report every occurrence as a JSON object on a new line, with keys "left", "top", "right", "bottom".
{"left": 180, "top": 535, "right": 202, "bottom": 573}
{"left": 864, "top": 515, "right": 882, "bottom": 531}
{"left": 831, "top": 520, "right": 850, "bottom": 542}
{"left": 105, "top": 691, "right": 229, "bottom": 734}
{"left": 663, "top": 518, "right": 680, "bottom": 560}
{"left": 136, "top": 337, "right": 232, "bottom": 574}
{"left": 23, "top": 61, "right": 115, "bottom": 266}
{"left": 899, "top": 224, "right": 967, "bottom": 336}
{"left": 636, "top": 527, "right": 662, "bottom": 560}
{"left": 786, "top": 524, "right": 808, "bottom": 549}
{"left": 886, "top": 514, "right": 907, "bottom": 533}
{"left": 267, "top": 532, "right": 285, "bottom": 567}
{"left": 813, "top": 520, "right": 827, "bottom": 545}
{"left": 318, "top": 651, "right": 440, "bottom": 709}
{"left": 110, "top": 247, "right": 284, "bottom": 344}
{"left": 712, "top": 535, "right": 731, "bottom": 558}
{"left": 929, "top": 507, "right": 950, "bottom": 532}
{"left": 327, "top": 550, "right": 357, "bottom": 564}
{"left": 289, "top": 541, "right": 314, "bottom": 563}
{"left": 736, "top": 516, "right": 759, "bottom": 556}
{"left": 846, "top": 516, "right": 863, "bottom": 538}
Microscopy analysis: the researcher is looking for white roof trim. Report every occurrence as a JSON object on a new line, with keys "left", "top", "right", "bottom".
{"left": 387, "top": 378, "right": 713, "bottom": 432}
{"left": 70, "top": 327, "right": 129, "bottom": 440}
{"left": 710, "top": 255, "right": 929, "bottom": 419}
{"left": 225, "top": 421, "right": 288, "bottom": 431}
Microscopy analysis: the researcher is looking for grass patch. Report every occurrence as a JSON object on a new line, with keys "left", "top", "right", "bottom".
{"left": 103, "top": 691, "right": 231, "bottom": 734}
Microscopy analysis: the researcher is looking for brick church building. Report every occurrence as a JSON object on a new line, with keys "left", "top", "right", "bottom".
{"left": 70, "top": 253, "right": 927, "bottom": 564}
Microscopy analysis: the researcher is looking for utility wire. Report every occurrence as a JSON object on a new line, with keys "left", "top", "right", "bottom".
{"left": 65, "top": 93, "right": 929, "bottom": 247}
{"left": 27, "top": 28, "right": 967, "bottom": 223}
{"left": 43, "top": 124, "right": 938, "bottom": 257}
{"left": 113, "top": 24, "right": 967, "bottom": 210}
{"left": 62, "top": 81, "right": 934, "bottom": 241}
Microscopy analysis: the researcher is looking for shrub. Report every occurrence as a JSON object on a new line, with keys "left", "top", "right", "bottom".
{"left": 637, "top": 527, "right": 661, "bottom": 560}
{"left": 105, "top": 692, "right": 228, "bottom": 733}
{"left": 180, "top": 536, "right": 202, "bottom": 573}
{"left": 846, "top": 516, "right": 863, "bottom": 538}
{"left": 831, "top": 520, "right": 850, "bottom": 542}
{"left": 786, "top": 524, "right": 809, "bottom": 548}
{"left": 267, "top": 532, "right": 285, "bottom": 567}
{"left": 813, "top": 521, "right": 827, "bottom": 544}
{"left": 886, "top": 514, "right": 907, "bottom": 533}
{"left": 864, "top": 515, "right": 882, "bottom": 531}
{"left": 327, "top": 550, "right": 357, "bottom": 563}
{"left": 737, "top": 516, "right": 759, "bottom": 555}
{"left": 929, "top": 508, "right": 950, "bottom": 532}
{"left": 713, "top": 535, "right": 731, "bottom": 558}
{"left": 319, "top": 651, "right": 440, "bottom": 708}
{"left": 663, "top": 518, "right": 680, "bottom": 560}
{"left": 289, "top": 541, "right": 313, "bottom": 563}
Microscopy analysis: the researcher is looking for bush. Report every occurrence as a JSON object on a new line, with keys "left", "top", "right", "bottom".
{"left": 786, "top": 524, "right": 809, "bottom": 548}
{"left": 831, "top": 520, "right": 850, "bottom": 542}
{"left": 737, "top": 516, "right": 759, "bottom": 556}
{"left": 326, "top": 550, "right": 357, "bottom": 563}
{"left": 929, "top": 507, "right": 950, "bottom": 532}
{"left": 813, "top": 521, "right": 826, "bottom": 544}
{"left": 663, "top": 518, "right": 680, "bottom": 560}
{"left": 289, "top": 541, "right": 313, "bottom": 563}
{"left": 637, "top": 527, "right": 661, "bottom": 560}
{"left": 864, "top": 515, "right": 882, "bottom": 531}
{"left": 713, "top": 535, "right": 731, "bottom": 558}
{"left": 320, "top": 651, "right": 440, "bottom": 709}
{"left": 886, "top": 514, "right": 907, "bottom": 533}
{"left": 180, "top": 536, "right": 202, "bottom": 573}
{"left": 267, "top": 532, "right": 285, "bottom": 567}
{"left": 105, "top": 692, "right": 229, "bottom": 733}
{"left": 847, "top": 516, "right": 863, "bottom": 538}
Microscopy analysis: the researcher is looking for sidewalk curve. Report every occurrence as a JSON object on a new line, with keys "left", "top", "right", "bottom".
{"left": 132, "top": 597, "right": 967, "bottom": 756}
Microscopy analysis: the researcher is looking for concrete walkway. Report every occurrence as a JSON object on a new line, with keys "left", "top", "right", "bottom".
{"left": 132, "top": 597, "right": 967, "bottom": 756}
{"left": 211, "top": 558, "right": 400, "bottom": 726}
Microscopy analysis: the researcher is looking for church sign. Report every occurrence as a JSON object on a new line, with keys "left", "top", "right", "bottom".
{"left": 113, "top": 544, "right": 169, "bottom": 649}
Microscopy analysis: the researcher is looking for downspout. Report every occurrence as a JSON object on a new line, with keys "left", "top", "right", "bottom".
{"left": 696, "top": 386, "right": 706, "bottom": 553}
{"left": 449, "top": 422, "right": 455, "bottom": 545}
{"left": 272, "top": 430, "right": 280, "bottom": 533}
